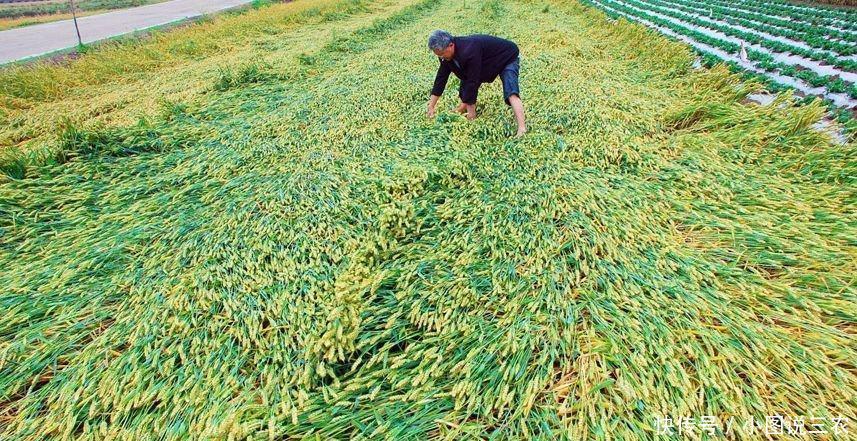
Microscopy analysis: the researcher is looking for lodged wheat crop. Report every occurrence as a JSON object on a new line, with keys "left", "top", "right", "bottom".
{"left": 1, "top": 0, "right": 854, "bottom": 439}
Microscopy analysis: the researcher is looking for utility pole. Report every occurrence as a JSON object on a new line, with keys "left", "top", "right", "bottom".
{"left": 69, "top": 0, "right": 83, "bottom": 47}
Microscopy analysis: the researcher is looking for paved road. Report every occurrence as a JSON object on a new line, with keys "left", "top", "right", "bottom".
{"left": 0, "top": 0, "right": 253, "bottom": 65}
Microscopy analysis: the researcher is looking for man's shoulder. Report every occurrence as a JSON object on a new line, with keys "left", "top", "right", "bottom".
{"left": 458, "top": 34, "right": 495, "bottom": 43}
{"left": 460, "top": 34, "right": 516, "bottom": 48}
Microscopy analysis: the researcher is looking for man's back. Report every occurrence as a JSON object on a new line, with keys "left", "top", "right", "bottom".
{"left": 450, "top": 34, "right": 519, "bottom": 83}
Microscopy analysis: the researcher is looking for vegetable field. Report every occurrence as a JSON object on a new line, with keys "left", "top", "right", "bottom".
{"left": 584, "top": 0, "right": 857, "bottom": 126}
{"left": 1, "top": 0, "right": 855, "bottom": 439}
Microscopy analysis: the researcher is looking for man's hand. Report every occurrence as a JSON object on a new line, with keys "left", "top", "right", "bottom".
{"left": 427, "top": 94, "right": 440, "bottom": 118}
{"left": 454, "top": 102, "right": 467, "bottom": 114}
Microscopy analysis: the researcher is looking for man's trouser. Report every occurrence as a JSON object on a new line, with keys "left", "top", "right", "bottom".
{"left": 500, "top": 56, "right": 521, "bottom": 106}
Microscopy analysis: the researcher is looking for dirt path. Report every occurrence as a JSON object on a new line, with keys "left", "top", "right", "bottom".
{"left": 0, "top": 0, "right": 252, "bottom": 65}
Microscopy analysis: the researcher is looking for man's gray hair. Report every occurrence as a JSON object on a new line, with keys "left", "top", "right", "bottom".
{"left": 428, "top": 30, "right": 453, "bottom": 51}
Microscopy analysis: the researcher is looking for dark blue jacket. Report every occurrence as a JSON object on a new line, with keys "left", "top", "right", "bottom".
{"left": 430, "top": 34, "right": 519, "bottom": 104}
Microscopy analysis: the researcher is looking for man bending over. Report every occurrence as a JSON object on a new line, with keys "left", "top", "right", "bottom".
{"left": 426, "top": 30, "right": 527, "bottom": 137}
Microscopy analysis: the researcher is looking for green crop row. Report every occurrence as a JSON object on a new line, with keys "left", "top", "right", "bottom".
{"left": 739, "top": 0, "right": 857, "bottom": 21}
{"left": 660, "top": 0, "right": 857, "bottom": 43}
{"left": 646, "top": 0, "right": 857, "bottom": 53}
{"left": 608, "top": 0, "right": 857, "bottom": 71}
{"left": 728, "top": 0, "right": 857, "bottom": 31}
{"left": 586, "top": 0, "right": 857, "bottom": 117}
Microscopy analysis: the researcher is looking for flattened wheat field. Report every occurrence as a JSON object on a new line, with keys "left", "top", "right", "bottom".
{"left": 0, "top": 0, "right": 855, "bottom": 439}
